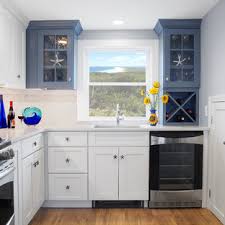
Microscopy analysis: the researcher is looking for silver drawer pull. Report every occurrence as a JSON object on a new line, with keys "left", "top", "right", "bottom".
{"left": 66, "top": 158, "right": 70, "bottom": 163}
{"left": 223, "top": 141, "right": 225, "bottom": 145}
{"left": 33, "top": 142, "right": 37, "bottom": 146}
{"left": 66, "top": 185, "right": 70, "bottom": 190}
{"left": 113, "top": 155, "right": 117, "bottom": 159}
{"left": 65, "top": 137, "right": 70, "bottom": 142}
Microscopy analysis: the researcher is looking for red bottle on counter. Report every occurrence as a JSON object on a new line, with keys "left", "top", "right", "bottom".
{"left": 7, "top": 101, "right": 15, "bottom": 128}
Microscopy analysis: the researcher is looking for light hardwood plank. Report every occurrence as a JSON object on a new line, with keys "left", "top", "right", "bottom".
{"left": 29, "top": 208, "right": 222, "bottom": 225}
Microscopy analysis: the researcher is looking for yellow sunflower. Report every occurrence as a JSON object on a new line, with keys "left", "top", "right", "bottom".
{"left": 161, "top": 95, "right": 169, "bottom": 104}
{"left": 149, "top": 87, "right": 159, "bottom": 95}
{"left": 144, "top": 97, "right": 151, "bottom": 105}
{"left": 140, "top": 89, "right": 145, "bottom": 96}
{"left": 153, "top": 81, "right": 160, "bottom": 88}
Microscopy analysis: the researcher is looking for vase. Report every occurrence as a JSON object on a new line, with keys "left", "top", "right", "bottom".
{"left": 149, "top": 109, "right": 158, "bottom": 126}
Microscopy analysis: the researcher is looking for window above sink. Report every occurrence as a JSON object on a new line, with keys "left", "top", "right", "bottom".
{"left": 77, "top": 39, "right": 158, "bottom": 121}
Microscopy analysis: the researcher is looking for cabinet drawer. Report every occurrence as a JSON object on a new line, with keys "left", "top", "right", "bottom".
{"left": 89, "top": 132, "right": 149, "bottom": 147}
{"left": 48, "top": 174, "right": 88, "bottom": 200}
{"left": 22, "top": 134, "right": 43, "bottom": 159}
{"left": 48, "top": 132, "right": 87, "bottom": 147}
{"left": 48, "top": 147, "right": 87, "bottom": 173}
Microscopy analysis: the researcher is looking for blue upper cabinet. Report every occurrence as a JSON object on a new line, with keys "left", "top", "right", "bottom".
{"left": 154, "top": 19, "right": 201, "bottom": 88}
{"left": 26, "top": 20, "right": 82, "bottom": 89}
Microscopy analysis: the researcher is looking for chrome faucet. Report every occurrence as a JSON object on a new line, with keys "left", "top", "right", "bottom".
{"left": 116, "top": 104, "right": 124, "bottom": 125}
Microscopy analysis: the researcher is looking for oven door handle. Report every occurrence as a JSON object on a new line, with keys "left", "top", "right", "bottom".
{"left": 0, "top": 167, "right": 14, "bottom": 187}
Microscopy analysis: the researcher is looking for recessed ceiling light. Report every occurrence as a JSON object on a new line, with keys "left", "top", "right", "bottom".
{"left": 113, "top": 20, "right": 124, "bottom": 25}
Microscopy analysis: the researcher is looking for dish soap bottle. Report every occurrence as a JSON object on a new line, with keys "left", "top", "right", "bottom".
{"left": 7, "top": 101, "right": 15, "bottom": 128}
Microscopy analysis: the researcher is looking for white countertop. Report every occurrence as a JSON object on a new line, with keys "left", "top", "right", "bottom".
{"left": 0, "top": 123, "right": 209, "bottom": 143}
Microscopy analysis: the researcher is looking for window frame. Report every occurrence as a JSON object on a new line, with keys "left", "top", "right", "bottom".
{"left": 77, "top": 39, "right": 159, "bottom": 121}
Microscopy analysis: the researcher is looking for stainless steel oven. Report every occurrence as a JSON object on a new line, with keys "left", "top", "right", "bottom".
{"left": 0, "top": 141, "right": 15, "bottom": 225}
{"left": 149, "top": 131, "right": 203, "bottom": 208}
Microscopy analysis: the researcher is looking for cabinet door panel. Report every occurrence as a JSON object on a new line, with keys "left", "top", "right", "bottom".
{"left": 209, "top": 102, "right": 225, "bottom": 224}
{"left": 37, "top": 30, "right": 74, "bottom": 89}
{"left": 89, "top": 147, "right": 119, "bottom": 200}
{"left": 119, "top": 147, "right": 149, "bottom": 200}
{"left": 22, "top": 154, "right": 34, "bottom": 225}
{"left": 165, "top": 29, "right": 200, "bottom": 88}
{"left": 32, "top": 149, "right": 44, "bottom": 212}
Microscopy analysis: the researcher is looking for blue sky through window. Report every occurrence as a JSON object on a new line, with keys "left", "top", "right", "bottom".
{"left": 89, "top": 51, "right": 146, "bottom": 67}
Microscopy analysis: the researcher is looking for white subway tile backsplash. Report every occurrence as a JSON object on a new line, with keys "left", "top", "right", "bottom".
{"left": 0, "top": 88, "right": 77, "bottom": 128}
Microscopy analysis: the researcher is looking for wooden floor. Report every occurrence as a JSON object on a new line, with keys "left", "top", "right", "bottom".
{"left": 30, "top": 208, "right": 222, "bottom": 225}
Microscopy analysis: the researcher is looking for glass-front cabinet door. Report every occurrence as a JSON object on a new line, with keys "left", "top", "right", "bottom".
{"left": 38, "top": 30, "right": 74, "bottom": 89}
{"left": 164, "top": 29, "right": 200, "bottom": 88}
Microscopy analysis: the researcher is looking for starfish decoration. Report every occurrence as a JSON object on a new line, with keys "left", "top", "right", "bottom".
{"left": 50, "top": 53, "right": 64, "bottom": 67}
{"left": 173, "top": 54, "right": 186, "bottom": 66}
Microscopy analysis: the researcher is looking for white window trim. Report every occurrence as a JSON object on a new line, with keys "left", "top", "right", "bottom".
{"left": 77, "top": 39, "right": 159, "bottom": 121}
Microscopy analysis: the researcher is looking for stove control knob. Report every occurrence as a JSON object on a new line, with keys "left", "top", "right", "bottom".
{"left": 8, "top": 149, "right": 15, "bottom": 158}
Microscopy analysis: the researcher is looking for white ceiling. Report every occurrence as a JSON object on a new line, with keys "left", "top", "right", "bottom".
{"left": 7, "top": 0, "right": 219, "bottom": 29}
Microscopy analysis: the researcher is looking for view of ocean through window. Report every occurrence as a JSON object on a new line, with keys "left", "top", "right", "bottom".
{"left": 88, "top": 51, "right": 147, "bottom": 117}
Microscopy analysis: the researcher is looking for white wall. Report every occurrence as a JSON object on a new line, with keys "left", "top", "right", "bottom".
{"left": 200, "top": 0, "right": 225, "bottom": 125}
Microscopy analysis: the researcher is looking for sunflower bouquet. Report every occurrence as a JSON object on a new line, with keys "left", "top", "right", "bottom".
{"left": 141, "top": 81, "right": 169, "bottom": 126}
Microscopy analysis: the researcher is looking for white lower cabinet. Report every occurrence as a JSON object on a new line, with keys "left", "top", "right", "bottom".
{"left": 22, "top": 149, "right": 44, "bottom": 225}
{"left": 209, "top": 101, "right": 225, "bottom": 224}
{"left": 89, "top": 147, "right": 149, "bottom": 200}
{"left": 22, "top": 154, "right": 33, "bottom": 225}
{"left": 48, "top": 147, "right": 87, "bottom": 173}
{"left": 119, "top": 147, "right": 149, "bottom": 200}
{"left": 89, "top": 147, "right": 119, "bottom": 200}
{"left": 48, "top": 174, "right": 88, "bottom": 200}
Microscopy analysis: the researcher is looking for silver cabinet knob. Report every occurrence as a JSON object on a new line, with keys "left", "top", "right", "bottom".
{"left": 66, "top": 185, "right": 70, "bottom": 190}
{"left": 65, "top": 137, "right": 70, "bottom": 142}
{"left": 68, "top": 77, "right": 72, "bottom": 82}
{"left": 166, "top": 77, "right": 169, "bottom": 81}
{"left": 223, "top": 141, "right": 225, "bottom": 145}
{"left": 66, "top": 158, "right": 70, "bottom": 163}
{"left": 120, "top": 155, "right": 124, "bottom": 159}
{"left": 33, "top": 142, "right": 37, "bottom": 146}
{"left": 113, "top": 155, "right": 117, "bottom": 159}
{"left": 17, "top": 74, "right": 21, "bottom": 79}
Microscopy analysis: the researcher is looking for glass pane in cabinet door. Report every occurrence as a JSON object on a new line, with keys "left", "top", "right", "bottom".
{"left": 44, "top": 68, "right": 55, "bottom": 82}
{"left": 56, "top": 51, "right": 67, "bottom": 66}
{"left": 170, "top": 35, "right": 181, "bottom": 49}
{"left": 183, "top": 35, "right": 194, "bottom": 49}
{"left": 183, "top": 51, "right": 194, "bottom": 66}
{"left": 183, "top": 69, "right": 194, "bottom": 81}
{"left": 44, "top": 51, "right": 56, "bottom": 67}
{"left": 171, "top": 51, "right": 182, "bottom": 66}
{"left": 44, "top": 35, "right": 55, "bottom": 49}
{"left": 56, "top": 68, "right": 67, "bottom": 82}
{"left": 56, "top": 35, "right": 68, "bottom": 49}
{"left": 170, "top": 69, "right": 182, "bottom": 81}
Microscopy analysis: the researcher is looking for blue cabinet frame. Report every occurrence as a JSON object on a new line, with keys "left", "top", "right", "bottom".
{"left": 155, "top": 20, "right": 201, "bottom": 88}
{"left": 26, "top": 20, "right": 82, "bottom": 89}
{"left": 154, "top": 19, "right": 201, "bottom": 125}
